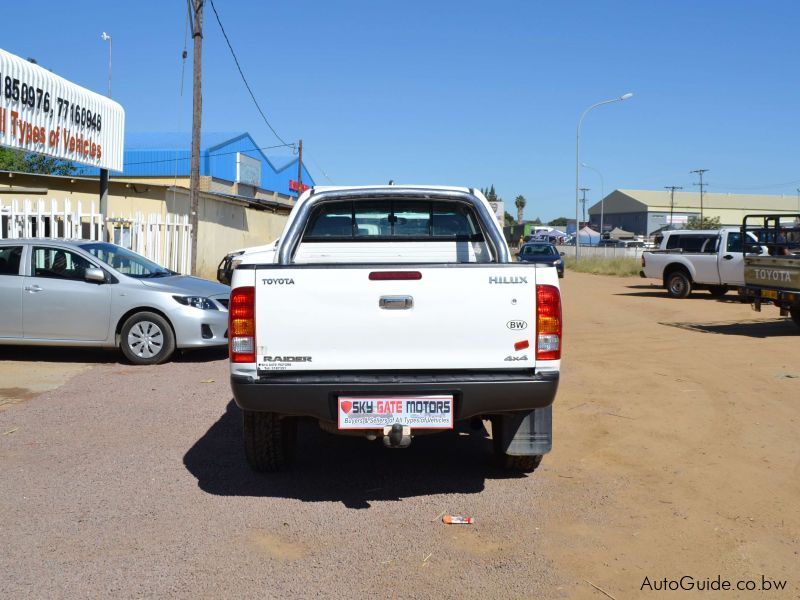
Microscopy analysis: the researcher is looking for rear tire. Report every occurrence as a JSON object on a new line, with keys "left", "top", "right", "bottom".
{"left": 491, "top": 418, "right": 544, "bottom": 473}
{"left": 790, "top": 306, "right": 800, "bottom": 328}
{"left": 499, "top": 453, "right": 543, "bottom": 473}
{"left": 666, "top": 271, "right": 692, "bottom": 299}
{"left": 708, "top": 285, "right": 729, "bottom": 297}
{"left": 243, "top": 411, "right": 297, "bottom": 472}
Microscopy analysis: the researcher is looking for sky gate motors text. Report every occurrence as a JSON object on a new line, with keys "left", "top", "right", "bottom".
{"left": 349, "top": 399, "right": 451, "bottom": 415}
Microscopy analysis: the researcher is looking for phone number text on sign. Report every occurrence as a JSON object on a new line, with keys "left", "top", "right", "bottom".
{"left": 0, "top": 47, "right": 124, "bottom": 171}
{"left": 337, "top": 395, "right": 454, "bottom": 430}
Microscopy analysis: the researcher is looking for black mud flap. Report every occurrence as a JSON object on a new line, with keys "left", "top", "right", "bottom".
{"left": 495, "top": 406, "right": 552, "bottom": 456}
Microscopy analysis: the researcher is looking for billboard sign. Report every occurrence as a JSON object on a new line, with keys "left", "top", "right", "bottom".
{"left": 236, "top": 152, "right": 261, "bottom": 187}
{"left": 289, "top": 180, "right": 310, "bottom": 193}
{"left": 0, "top": 48, "right": 125, "bottom": 171}
{"left": 488, "top": 201, "right": 504, "bottom": 228}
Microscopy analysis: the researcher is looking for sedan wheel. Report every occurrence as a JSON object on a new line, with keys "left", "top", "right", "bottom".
{"left": 120, "top": 312, "right": 176, "bottom": 365}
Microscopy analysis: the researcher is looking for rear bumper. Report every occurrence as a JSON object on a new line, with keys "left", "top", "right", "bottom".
{"left": 231, "top": 370, "right": 559, "bottom": 422}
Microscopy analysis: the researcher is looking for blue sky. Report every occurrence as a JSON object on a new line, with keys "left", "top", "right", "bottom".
{"left": 3, "top": 0, "right": 799, "bottom": 221}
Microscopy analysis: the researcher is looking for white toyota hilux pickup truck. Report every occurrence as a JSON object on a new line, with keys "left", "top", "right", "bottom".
{"left": 228, "top": 185, "right": 562, "bottom": 472}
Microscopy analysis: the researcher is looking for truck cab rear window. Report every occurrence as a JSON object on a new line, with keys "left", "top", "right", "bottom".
{"left": 666, "top": 234, "right": 717, "bottom": 253}
{"left": 303, "top": 200, "right": 484, "bottom": 241}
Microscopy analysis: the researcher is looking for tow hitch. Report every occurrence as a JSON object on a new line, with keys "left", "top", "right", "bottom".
{"left": 383, "top": 423, "right": 412, "bottom": 448}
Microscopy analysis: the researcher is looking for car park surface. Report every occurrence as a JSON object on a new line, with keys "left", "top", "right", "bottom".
{"left": 1, "top": 272, "right": 797, "bottom": 598}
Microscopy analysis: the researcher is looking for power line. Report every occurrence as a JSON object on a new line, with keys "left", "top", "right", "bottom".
{"left": 690, "top": 169, "right": 709, "bottom": 222}
{"left": 207, "top": 0, "right": 292, "bottom": 148}
{"left": 579, "top": 187, "right": 590, "bottom": 225}
{"left": 664, "top": 185, "right": 682, "bottom": 226}
{"left": 308, "top": 155, "right": 334, "bottom": 184}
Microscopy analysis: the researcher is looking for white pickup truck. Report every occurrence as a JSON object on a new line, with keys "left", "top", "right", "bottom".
{"left": 228, "top": 185, "right": 561, "bottom": 472}
{"left": 640, "top": 228, "right": 763, "bottom": 298}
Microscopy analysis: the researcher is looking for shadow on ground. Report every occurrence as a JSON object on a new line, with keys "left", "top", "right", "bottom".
{"left": 660, "top": 318, "right": 797, "bottom": 338}
{"left": 0, "top": 346, "right": 118, "bottom": 364}
{"left": 184, "top": 400, "right": 524, "bottom": 509}
{"left": 0, "top": 345, "right": 227, "bottom": 364}
{"left": 617, "top": 286, "right": 750, "bottom": 303}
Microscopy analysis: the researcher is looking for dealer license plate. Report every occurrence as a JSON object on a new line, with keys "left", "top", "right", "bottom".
{"left": 762, "top": 289, "right": 778, "bottom": 300}
{"left": 337, "top": 395, "right": 454, "bottom": 430}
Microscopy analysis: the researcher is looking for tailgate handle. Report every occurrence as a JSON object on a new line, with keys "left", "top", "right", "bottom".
{"left": 379, "top": 295, "right": 413, "bottom": 310}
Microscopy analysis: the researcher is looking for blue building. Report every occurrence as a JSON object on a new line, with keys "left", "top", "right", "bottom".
{"left": 78, "top": 132, "right": 314, "bottom": 201}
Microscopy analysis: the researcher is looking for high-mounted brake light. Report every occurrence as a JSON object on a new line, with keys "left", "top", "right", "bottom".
{"left": 369, "top": 271, "right": 422, "bottom": 281}
{"left": 535, "top": 284, "right": 562, "bottom": 360}
{"left": 229, "top": 286, "right": 256, "bottom": 363}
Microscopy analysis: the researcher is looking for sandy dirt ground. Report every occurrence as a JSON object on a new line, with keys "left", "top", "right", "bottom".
{"left": 0, "top": 347, "right": 112, "bottom": 410}
{"left": 0, "top": 272, "right": 798, "bottom": 599}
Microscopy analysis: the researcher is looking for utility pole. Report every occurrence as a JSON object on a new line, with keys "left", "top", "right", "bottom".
{"left": 189, "top": 0, "right": 204, "bottom": 275}
{"left": 664, "top": 186, "right": 683, "bottom": 228}
{"left": 579, "top": 187, "right": 590, "bottom": 226}
{"left": 690, "top": 169, "right": 708, "bottom": 225}
{"left": 296, "top": 139, "right": 303, "bottom": 198}
{"left": 796, "top": 187, "right": 799, "bottom": 212}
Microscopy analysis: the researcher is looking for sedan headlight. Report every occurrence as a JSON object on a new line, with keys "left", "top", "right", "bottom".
{"left": 173, "top": 295, "right": 218, "bottom": 310}
{"left": 553, "top": 259, "right": 563, "bottom": 265}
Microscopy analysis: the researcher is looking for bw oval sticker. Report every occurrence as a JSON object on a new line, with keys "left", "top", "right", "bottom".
{"left": 506, "top": 320, "right": 528, "bottom": 330}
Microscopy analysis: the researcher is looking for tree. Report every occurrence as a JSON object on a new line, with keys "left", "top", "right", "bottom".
{"left": 0, "top": 148, "right": 75, "bottom": 176}
{"left": 550, "top": 217, "right": 570, "bottom": 227}
{"left": 504, "top": 211, "right": 516, "bottom": 227}
{"left": 686, "top": 216, "right": 721, "bottom": 230}
{"left": 0, "top": 148, "right": 28, "bottom": 173}
{"left": 514, "top": 194, "right": 526, "bottom": 224}
{"left": 481, "top": 185, "right": 499, "bottom": 203}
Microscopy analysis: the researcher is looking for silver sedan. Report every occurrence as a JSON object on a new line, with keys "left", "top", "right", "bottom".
{"left": 0, "top": 239, "right": 230, "bottom": 364}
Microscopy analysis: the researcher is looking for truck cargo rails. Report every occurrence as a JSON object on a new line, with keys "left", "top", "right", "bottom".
{"left": 738, "top": 214, "right": 800, "bottom": 327}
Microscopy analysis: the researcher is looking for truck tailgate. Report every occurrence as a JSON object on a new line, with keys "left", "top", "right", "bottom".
{"left": 254, "top": 265, "right": 540, "bottom": 372}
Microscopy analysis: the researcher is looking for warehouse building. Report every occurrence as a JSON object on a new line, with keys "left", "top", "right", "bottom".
{"left": 0, "top": 166, "right": 294, "bottom": 280}
{"left": 0, "top": 132, "right": 317, "bottom": 279}
{"left": 78, "top": 132, "right": 314, "bottom": 201}
{"left": 588, "top": 189, "right": 800, "bottom": 236}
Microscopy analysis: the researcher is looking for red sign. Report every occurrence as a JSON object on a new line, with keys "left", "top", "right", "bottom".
{"left": 289, "top": 180, "right": 310, "bottom": 193}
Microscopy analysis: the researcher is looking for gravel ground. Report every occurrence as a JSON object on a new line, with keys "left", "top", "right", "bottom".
{"left": 1, "top": 273, "right": 798, "bottom": 598}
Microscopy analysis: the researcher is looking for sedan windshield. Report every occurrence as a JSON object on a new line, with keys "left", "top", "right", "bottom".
{"left": 522, "top": 245, "right": 557, "bottom": 256}
{"left": 79, "top": 242, "right": 174, "bottom": 278}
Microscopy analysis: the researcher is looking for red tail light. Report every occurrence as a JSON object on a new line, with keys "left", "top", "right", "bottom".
{"left": 536, "top": 285, "right": 562, "bottom": 360}
{"left": 229, "top": 286, "right": 255, "bottom": 363}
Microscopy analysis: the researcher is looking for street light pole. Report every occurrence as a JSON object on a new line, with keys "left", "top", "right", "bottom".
{"left": 101, "top": 32, "right": 112, "bottom": 97}
{"left": 99, "top": 32, "right": 112, "bottom": 222}
{"left": 581, "top": 162, "right": 605, "bottom": 236}
{"left": 575, "top": 92, "right": 633, "bottom": 258}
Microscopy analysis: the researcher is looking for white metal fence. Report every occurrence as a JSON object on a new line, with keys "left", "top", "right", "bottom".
{"left": 0, "top": 198, "right": 193, "bottom": 274}
{"left": 554, "top": 244, "right": 645, "bottom": 259}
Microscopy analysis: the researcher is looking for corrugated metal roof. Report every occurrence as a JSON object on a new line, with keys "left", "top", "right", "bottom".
{"left": 124, "top": 132, "right": 246, "bottom": 150}
{"left": 589, "top": 189, "right": 800, "bottom": 214}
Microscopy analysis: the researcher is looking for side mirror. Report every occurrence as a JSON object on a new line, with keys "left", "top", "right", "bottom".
{"left": 560, "top": 251, "right": 565, "bottom": 256}
{"left": 746, "top": 245, "right": 763, "bottom": 255}
{"left": 84, "top": 267, "right": 106, "bottom": 283}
